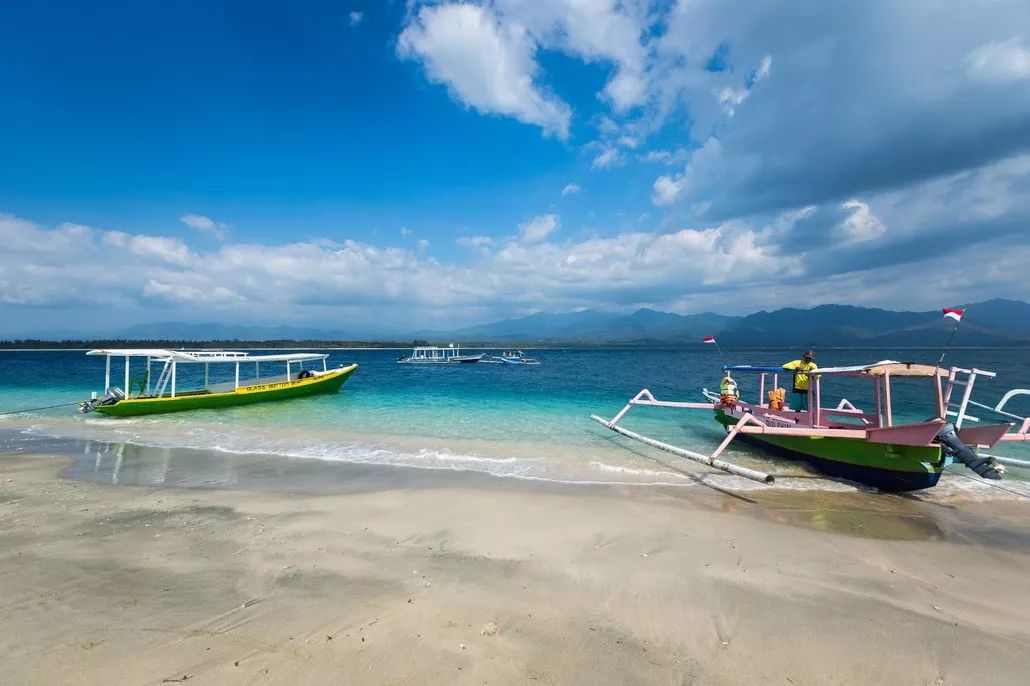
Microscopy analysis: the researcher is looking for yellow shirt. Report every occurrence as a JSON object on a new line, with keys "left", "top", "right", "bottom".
{"left": 782, "top": 359, "right": 818, "bottom": 391}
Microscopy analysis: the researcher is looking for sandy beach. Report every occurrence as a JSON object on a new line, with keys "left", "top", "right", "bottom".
{"left": 2, "top": 449, "right": 1030, "bottom": 685}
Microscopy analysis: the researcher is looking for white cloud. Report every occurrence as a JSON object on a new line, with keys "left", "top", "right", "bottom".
{"left": 180, "top": 213, "right": 229, "bottom": 240}
{"left": 838, "top": 199, "right": 887, "bottom": 243}
{"left": 397, "top": 3, "right": 571, "bottom": 139}
{"left": 591, "top": 147, "right": 622, "bottom": 170}
{"left": 417, "top": 239, "right": 431, "bottom": 252}
{"left": 641, "top": 148, "right": 688, "bottom": 165}
{"left": 400, "top": 227, "right": 413, "bottom": 237}
{"left": 494, "top": 0, "right": 650, "bottom": 111}
{"left": 457, "top": 235, "right": 493, "bottom": 247}
{"left": 965, "top": 37, "right": 1030, "bottom": 82}
{"left": 519, "top": 214, "right": 560, "bottom": 243}
{"left": 754, "top": 54, "right": 772, "bottom": 82}
{"left": 349, "top": 11, "right": 364, "bottom": 27}
{"left": 561, "top": 183, "right": 581, "bottom": 196}
{"left": 651, "top": 175, "right": 683, "bottom": 206}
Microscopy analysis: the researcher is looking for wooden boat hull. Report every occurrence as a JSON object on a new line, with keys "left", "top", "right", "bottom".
{"left": 94, "top": 365, "right": 358, "bottom": 417}
{"left": 714, "top": 410, "right": 944, "bottom": 492}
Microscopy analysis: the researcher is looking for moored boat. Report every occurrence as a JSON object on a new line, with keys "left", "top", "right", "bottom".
{"left": 79, "top": 349, "right": 357, "bottom": 417}
{"left": 592, "top": 360, "right": 1030, "bottom": 492}
{"left": 396, "top": 345, "right": 484, "bottom": 364}
{"left": 486, "top": 350, "right": 540, "bottom": 365}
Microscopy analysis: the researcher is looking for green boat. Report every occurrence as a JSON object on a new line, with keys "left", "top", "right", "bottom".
{"left": 593, "top": 360, "right": 1030, "bottom": 492}
{"left": 79, "top": 349, "right": 357, "bottom": 417}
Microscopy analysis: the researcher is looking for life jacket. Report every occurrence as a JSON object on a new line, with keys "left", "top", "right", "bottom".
{"left": 768, "top": 387, "right": 786, "bottom": 410}
{"left": 719, "top": 376, "right": 739, "bottom": 407}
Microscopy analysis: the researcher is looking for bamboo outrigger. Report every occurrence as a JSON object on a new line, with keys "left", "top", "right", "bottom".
{"left": 79, "top": 349, "right": 358, "bottom": 416}
{"left": 592, "top": 361, "right": 1030, "bottom": 492}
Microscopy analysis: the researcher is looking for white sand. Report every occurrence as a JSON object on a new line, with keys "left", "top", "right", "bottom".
{"left": 2, "top": 453, "right": 1030, "bottom": 685}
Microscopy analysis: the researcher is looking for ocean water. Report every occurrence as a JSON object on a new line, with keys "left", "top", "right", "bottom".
{"left": 1, "top": 347, "right": 1029, "bottom": 497}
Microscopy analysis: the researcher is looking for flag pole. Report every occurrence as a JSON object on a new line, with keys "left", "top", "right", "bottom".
{"left": 703, "top": 336, "right": 727, "bottom": 365}
{"left": 936, "top": 310, "right": 964, "bottom": 369}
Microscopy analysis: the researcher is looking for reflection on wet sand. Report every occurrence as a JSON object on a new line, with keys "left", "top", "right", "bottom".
{"left": 65, "top": 437, "right": 1030, "bottom": 550}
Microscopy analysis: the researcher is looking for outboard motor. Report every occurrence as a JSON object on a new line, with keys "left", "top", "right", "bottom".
{"left": 79, "top": 387, "right": 126, "bottom": 414}
{"left": 935, "top": 422, "right": 1004, "bottom": 480}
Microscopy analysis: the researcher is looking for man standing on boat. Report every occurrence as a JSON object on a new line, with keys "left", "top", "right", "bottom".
{"left": 782, "top": 350, "right": 818, "bottom": 411}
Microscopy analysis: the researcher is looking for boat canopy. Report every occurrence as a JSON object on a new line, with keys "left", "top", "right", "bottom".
{"left": 724, "top": 360, "right": 947, "bottom": 378}
{"left": 86, "top": 349, "right": 328, "bottom": 364}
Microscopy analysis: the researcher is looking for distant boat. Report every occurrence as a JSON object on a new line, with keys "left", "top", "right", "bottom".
{"left": 396, "top": 345, "right": 485, "bottom": 364}
{"left": 486, "top": 350, "right": 541, "bottom": 365}
{"left": 79, "top": 349, "right": 357, "bottom": 417}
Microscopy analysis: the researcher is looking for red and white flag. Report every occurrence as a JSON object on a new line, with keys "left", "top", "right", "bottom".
{"left": 942, "top": 307, "right": 964, "bottom": 322}
{"left": 702, "top": 336, "right": 717, "bottom": 343}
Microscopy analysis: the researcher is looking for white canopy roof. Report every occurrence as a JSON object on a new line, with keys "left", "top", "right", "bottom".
{"left": 812, "top": 360, "right": 948, "bottom": 378}
{"left": 86, "top": 349, "right": 328, "bottom": 363}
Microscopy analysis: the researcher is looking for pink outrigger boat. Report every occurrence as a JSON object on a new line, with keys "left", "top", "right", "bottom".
{"left": 592, "top": 361, "right": 1030, "bottom": 492}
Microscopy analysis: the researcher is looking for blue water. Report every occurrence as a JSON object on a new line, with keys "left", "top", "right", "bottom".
{"left": 2, "top": 348, "right": 1029, "bottom": 494}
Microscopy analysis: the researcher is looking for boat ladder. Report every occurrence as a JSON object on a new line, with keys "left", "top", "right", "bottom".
{"left": 151, "top": 360, "right": 173, "bottom": 398}
{"left": 942, "top": 366, "right": 996, "bottom": 429}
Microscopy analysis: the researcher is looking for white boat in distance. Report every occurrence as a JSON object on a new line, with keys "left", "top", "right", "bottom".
{"left": 485, "top": 350, "right": 541, "bottom": 365}
{"left": 396, "top": 344, "right": 485, "bottom": 364}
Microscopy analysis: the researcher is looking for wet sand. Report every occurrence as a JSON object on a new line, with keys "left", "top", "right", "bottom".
{"left": 2, "top": 449, "right": 1030, "bottom": 685}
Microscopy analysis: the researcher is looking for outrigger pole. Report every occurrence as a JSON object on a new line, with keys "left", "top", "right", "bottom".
{"left": 591, "top": 389, "right": 775, "bottom": 485}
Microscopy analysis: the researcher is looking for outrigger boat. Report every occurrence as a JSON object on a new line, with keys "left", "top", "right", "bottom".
{"left": 396, "top": 345, "right": 485, "bottom": 364}
{"left": 79, "top": 349, "right": 357, "bottom": 417}
{"left": 484, "top": 350, "right": 541, "bottom": 365}
{"left": 592, "top": 361, "right": 1030, "bottom": 492}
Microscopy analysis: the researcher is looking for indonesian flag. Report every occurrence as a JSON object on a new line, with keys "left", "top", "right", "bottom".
{"left": 942, "top": 308, "right": 964, "bottom": 322}
{"left": 702, "top": 336, "right": 717, "bottom": 343}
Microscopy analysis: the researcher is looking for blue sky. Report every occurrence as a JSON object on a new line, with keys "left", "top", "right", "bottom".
{"left": 2, "top": 0, "right": 1030, "bottom": 336}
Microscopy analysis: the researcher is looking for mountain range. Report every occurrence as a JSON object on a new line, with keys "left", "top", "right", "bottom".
{"left": 7, "top": 299, "right": 1030, "bottom": 346}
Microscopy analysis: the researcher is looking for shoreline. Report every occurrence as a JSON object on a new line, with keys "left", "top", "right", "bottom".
{"left": 2, "top": 448, "right": 1030, "bottom": 684}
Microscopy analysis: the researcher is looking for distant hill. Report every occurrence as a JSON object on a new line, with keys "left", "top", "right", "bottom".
{"left": 717, "top": 299, "right": 1030, "bottom": 346}
{"left": 6, "top": 299, "right": 1029, "bottom": 346}
{"left": 419, "top": 299, "right": 1030, "bottom": 346}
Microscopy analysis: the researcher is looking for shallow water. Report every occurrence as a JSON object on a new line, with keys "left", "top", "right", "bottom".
{"left": 1, "top": 347, "right": 1029, "bottom": 498}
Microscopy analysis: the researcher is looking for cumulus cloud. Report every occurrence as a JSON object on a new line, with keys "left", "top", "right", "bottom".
{"left": 180, "top": 213, "right": 229, "bottom": 240}
{"left": 838, "top": 200, "right": 887, "bottom": 244}
{"left": 518, "top": 214, "right": 559, "bottom": 243}
{"left": 647, "top": 0, "right": 1030, "bottom": 218}
{"left": 561, "top": 183, "right": 581, "bottom": 196}
{"left": 397, "top": 3, "right": 571, "bottom": 139}
{"left": 651, "top": 175, "right": 683, "bottom": 206}
{"left": 349, "top": 11, "right": 364, "bottom": 27}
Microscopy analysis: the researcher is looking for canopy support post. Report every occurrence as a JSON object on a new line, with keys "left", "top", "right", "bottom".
{"left": 146, "top": 357, "right": 151, "bottom": 395}
{"left": 124, "top": 356, "right": 130, "bottom": 396}
{"left": 171, "top": 361, "right": 177, "bottom": 398}
{"left": 935, "top": 374, "right": 945, "bottom": 419}
{"left": 286, "top": 361, "right": 291, "bottom": 382}
{"left": 875, "top": 376, "right": 883, "bottom": 427}
{"left": 204, "top": 363, "right": 209, "bottom": 389}
{"left": 883, "top": 372, "right": 892, "bottom": 427}
{"left": 235, "top": 362, "right": 240, "bottom": 391}
{"left": 104, "top": 355, "right": 111, "bottom": 391}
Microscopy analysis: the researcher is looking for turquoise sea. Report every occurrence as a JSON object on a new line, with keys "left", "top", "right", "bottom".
{"left": 2, "top": 348, "right": 1029, "bottom": 498}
